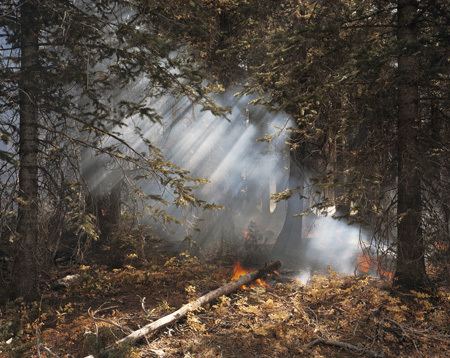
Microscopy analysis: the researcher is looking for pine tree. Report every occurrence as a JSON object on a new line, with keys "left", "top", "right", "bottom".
{"left": 394, "top": 0, "right": 428, "bottom": 288}
{"left": 0, "top": 0, "right": 222, "bottom": 301}
{"left": 159, "top": 0, "right": 449, "bottom": 288}
{"left": 13, "top": 0, "right": 40, "bottom": 301}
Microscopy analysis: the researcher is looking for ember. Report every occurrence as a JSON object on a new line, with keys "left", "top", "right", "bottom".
{"left": 231, "top": 262, "right": 269, "bottom": 289}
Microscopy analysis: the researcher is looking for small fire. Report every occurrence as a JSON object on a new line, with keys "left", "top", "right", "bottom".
{"left": 356, "top": 253, "right": 372, "bottom": 273}
{"left": 242, "top": 229, "right": 251, "bottom": 241}
{"left": 231, "top": 262, "right": 248, "bottom": 280}
{"left": 434, "top": 241, "right": 449, "bottom": 252}
{"left": 356, "top": 253, "right": 393, "bottom": 281}
{"left": 231, "top": 262, "right": 269, "bottom": 289}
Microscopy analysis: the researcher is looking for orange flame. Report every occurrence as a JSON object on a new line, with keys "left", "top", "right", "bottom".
{"left": 231, "top": 262, "right": 249, "bottom": 280}
{"left": 231, "top": 262, "right": 269, "bottom": 289}
{"left": 242, "top": 229, "right": 251, "bottom": 241}
{"left": 356, "top": 253, "right": 393, "bottom": 281}
{"left": 435, "top": 241, "right": 449, "bottom": 252}
{"left": 357, "top": 253, "right": 372, "bottom": 274}
{"left": 379, "top": 269, "right": 394, "bottom": 281}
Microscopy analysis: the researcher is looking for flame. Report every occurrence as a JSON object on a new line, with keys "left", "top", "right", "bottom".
{"left": 357, "top": 253, "right": 372, "bottom": 274}
{"left": 435, "top": 241, "right": 449, "bottom": 252}
{"left": 231, "top": 262, "right": 269, "bottom": 289}
{"left": 231, "top": 262, "right": 249, "bottom": 280}
{"left": 379, "top": 269, "right": 394, "bottom": 281}
{"left": 242, "top": 229, "right": 251, "bottom": 241}
{"left": 356, "top": 253, "right": 393, "bottom": 281}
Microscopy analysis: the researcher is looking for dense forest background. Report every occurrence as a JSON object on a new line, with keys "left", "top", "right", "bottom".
{"left": 0, "top": 0, "right": 449, "bottom": 357}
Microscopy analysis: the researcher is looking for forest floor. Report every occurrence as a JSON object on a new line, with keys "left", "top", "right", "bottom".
{"left": 1, "top": 252, "right": 449, "bottom": 358}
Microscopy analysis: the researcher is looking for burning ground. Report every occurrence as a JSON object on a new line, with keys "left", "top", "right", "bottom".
{"left": 1, "top": 253, "right": 449, "bottom": 357}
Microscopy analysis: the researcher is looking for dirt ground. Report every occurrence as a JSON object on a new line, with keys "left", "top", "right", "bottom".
{"left": 1, "top": 253, "right": 449, "bottom": 357}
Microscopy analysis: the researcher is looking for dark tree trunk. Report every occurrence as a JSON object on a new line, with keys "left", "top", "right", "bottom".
{"left": 13, "top": 0, "right": 40, "bottom": 301}
{"left": 99, "top": 179, "right": 122, "bottom": 241}
{"left": 86, "top": 179, "right": 122, "bottom": 243}
{"left": 85, "top": 178, "right": 123, "bottom": 266}
{"left": 273, "top": 156, "right": 304, "bottom": 258}
{"left": 394, "top": 0, "right": 428, "bottom": 289}
{"left": 435, "top": 107, "right": 450, "bottom": 282}
{"left": 334, "top": 135, "right": 350, "bottom": 218}
{"left": 429, "top": 102, "right": 450, "bottom": 281}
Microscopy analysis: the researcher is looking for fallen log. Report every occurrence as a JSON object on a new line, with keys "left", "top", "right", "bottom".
{"left": 114, "top": 260, "right": 281, "bottom": 347}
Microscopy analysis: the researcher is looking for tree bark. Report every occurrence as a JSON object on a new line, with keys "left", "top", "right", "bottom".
{"left": 98, "top": 178, "right": 122, "bottom": 242}
{"left": 13, "top": 0, "right": 40, "bottom": 301}
{"left": 334, "top": 135, "right": 350, "bottom": 218}
{"left": 394, "top": 0, "right": 428, "bottom": 288}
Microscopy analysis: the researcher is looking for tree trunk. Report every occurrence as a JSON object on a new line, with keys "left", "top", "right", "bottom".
{"left": 273, "top": 155, "right": 304, "bottom": 258}
{"left": 98, "top": 179, "right": 122, "bottom": 242}
{"left": 394, "top": 0, "right": 428, "bottom": 288}
{"left": 334, "top": 135, "right": 350, "bottom": 218}
{"left": 436, "top": 107, "right": 450, "bottom": 283}
{"left": 14, "top": 0, "right": 40, "bottom": 301}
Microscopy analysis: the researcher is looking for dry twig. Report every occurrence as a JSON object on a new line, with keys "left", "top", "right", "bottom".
{"left": 306, "top": 337, "right": 384, "bottom": 358}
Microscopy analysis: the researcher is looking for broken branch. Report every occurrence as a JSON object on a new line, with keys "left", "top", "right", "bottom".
{"left": 114, "top": 261, "right": 281, "bottom": 347}
{"left": 306, "top": 337, "right": 384, "bottom": 358}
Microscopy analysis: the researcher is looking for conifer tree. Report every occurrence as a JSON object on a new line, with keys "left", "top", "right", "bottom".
{"left": 0, "top": 0, "right": 221, "bottom": 300}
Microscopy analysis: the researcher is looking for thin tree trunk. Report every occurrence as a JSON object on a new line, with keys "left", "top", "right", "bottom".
{"left": 394, "top": 0, "right": 428, "bottom": 288}
{"left": 14, "top": 0, "right": 40, "bottom": 301}
{"left": 335, "top": 135, "right": 350, "bottom": 218}
{"left": 98, "top": 178, "right": 122, "bottom": 242}
{"left": 439, "top": 111, "right": 450, "bottom": 282}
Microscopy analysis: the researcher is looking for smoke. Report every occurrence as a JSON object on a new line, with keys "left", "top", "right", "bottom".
{"left": 132, "top": 90, "right": 291, "bottom": 246}
{"left": 83, "top": 86, "right": 367, "bottom": 275}
{"left": 303, "top": 207, "right": 364, "bottom": 275}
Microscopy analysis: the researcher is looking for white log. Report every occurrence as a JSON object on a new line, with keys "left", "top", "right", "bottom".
{"left": 115, "top": 261, "right": 281, "bottom": 347}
